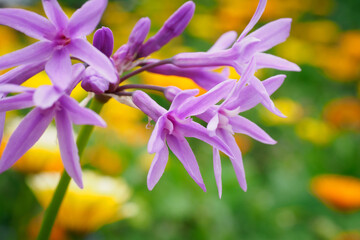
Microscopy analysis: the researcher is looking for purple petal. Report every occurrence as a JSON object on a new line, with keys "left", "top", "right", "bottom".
{"left": 137, "top": 1, "right": 195, "bottom": 57}
{"left": 60, "top": 95, "right": 106, "bottom": 127}
{"left": 0, "top": 84, "right": 32, "bottom": 93}
{"left": 147, "top": 63, "right": 226, "bottom": 90}
{"left": 229, "top": 115, "right": 276, "bottom": 144}
{"left": 0, "top": 61, "right": 46, "bottom": 85}
{"left": 164, "top": 86, "right": 181, "bottom": 102}
{"left": 128, "top": 17, "right": 151, "bottom": 57}
{"left": 248, "top": 18, "right": 292, "bottom": 52}
{"left": 255, "top": 53, "right": 301, "bottom": 72}
{"left": 0, "top": 8, "right": 56, "bottom": 40}
{"left": 213, "top": 148, "right": 222, "bottom": 198}
{"left": 208, "top": 31, "right": 237, "bottom": 52}
{"left": 67, "top": 0, "right": 107, "bottom": 37}
{"left": 45, "top": 48, "right": 72, "bottom": 90}
{"left": 33, "top": 85, "right": 63, "bottom": 109}
{"left": 250, "top": 76, "right": 286, "bottom": 117}
{"left": 93, "top": 27, "right": 114, "bottom": 57}
{"left": 0, "top": 41, "right": 54, "bottom": 71}
{"left": 148, "top": 116, "right": 167, "bottom": 154}
{"left": 66, "top": 63, "right": 86, "bottom": 94}
{"left": 170, "top": 89, "right": 199, "bottom": 112}
{"left": 217, "top": 129, "right": 247, "bottom": 191}
{"left": 147, "top": 145, "right": 169, "bottom": 190}
{"left": 237, "top": 0, "right": 267, "bottom": 42}
{"left": 178, "top": 79, "right": 235, "bottom": 118}
{"left": 55, "top": 109, "right": 83, "bottom": 188}
{"left": 68, "top": 38, "right": 117, "bottom": 83}
{"left": 0, "top": 93, "right": 34, "bottom": 112}
{"left": 0, "top": 107, "right": 54, "bottom": 172}
{"left": 132, "top": 91, "right": 167, "bottom": 121}
{"left": 207, "top": 113, "right": 220, "bottom": 135}
{"left": 42, "top": 0, "right": 69, "bottom": 30}
{"left": 225, "top": 75, "right": 286, "bottom": 111}
{"left": 0, "top": 111, "right": 4, "bottom": 144}
{"left": 167, "top": 134, "right": 206, "bottom": 191}
{"left": 178, "top": 121, "right": 233, "bottom": 157}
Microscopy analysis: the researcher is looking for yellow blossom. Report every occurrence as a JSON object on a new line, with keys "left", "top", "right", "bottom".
{"left": 260, "top": 98, "right": 304, "bottom": 125}
{"left": 27, "top": 171, "right": 137, "bottom": 233}
{"left": 296, "top": 118, "right": 335, "bottom": 145}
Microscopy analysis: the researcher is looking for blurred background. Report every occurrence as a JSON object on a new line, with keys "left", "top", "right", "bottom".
{"left": 0, "top": 0, "right": 360, "bottom": 239}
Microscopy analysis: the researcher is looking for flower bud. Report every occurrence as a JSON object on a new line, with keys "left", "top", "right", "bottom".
{"left": 93, "top": 27, "right": 114, "bottom": 57}
{"left": 137, "top": 1, "right": 195, "bottom": 58}
{"left": 81, "top": 67, "right": 110, "bottom": 94}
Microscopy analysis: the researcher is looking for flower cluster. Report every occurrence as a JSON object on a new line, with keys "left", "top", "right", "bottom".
{"left": 0, "top": 0, "right": 300, "bottom": 197}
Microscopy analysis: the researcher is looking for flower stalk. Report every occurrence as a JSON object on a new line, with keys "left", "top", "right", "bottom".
{"left": 36, "top": 97, "right": 105, "bottom": 240}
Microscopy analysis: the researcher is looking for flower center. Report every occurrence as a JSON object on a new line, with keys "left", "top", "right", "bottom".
{"left": 55, "top": 33, "right": 71, "bottom": 46}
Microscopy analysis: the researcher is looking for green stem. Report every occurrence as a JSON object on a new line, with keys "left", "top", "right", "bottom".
{"left": 36, "top": 97, "right": 105, "bottom": 240}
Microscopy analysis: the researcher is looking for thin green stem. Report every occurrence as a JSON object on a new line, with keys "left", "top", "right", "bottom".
{"left": 36, "top": 97, "right": 105, "bottom": 240}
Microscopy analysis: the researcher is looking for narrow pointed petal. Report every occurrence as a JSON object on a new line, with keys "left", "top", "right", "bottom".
{"left": 0, "top": 61, "right": 46, "bottom": 85}
{"left": 93, "top": 27, "right": 114, "bottom": 57}
{"left": 0, "top": 92, "right": 34, "bottom": 112}
{"left": 45, "top": 48, "right": 72, "bottom": 90}
{"left": 237, "top": 0, "right": 267, "bottom": 41}
{"left": 255, "top": 53, "right": 301, "bottom": 72}
{"left": 178, "top": 121, "right": 234, "bottom": 157}
{"left": 55, "top": 109, "right": 83, "bottom": 188}
{"left": 0, "top": 8, "right": 56, "bottom": 40}
{"left": 68, "top": 38, "right": 117, "bottom": 83}
{"left": 178, "top": 80, "right": 235, "bottom": 118}
{"left": 248, "top": 18, "right": 292, "bottom": 52}
{"left": 250, "top": 76, "right": 286, "bottom": 117}
{"left": 59, "top": 95, "right": 106, "bottom": 127}
{"left": 0, "top": 107, "right": 54, "bottom": 172}
{"left": 0, "top": 41, "right": 54, "bottom": 71}
{"left": 138, "top": 1, "right": 195, "bottom": 57}
{"left": 67, "top": 0, "right": 107, "bottom": 37}
{"left": 65, "top": 64, "right": 86, "bottom": 94}
{"left": 213, "top": 148, "right": 222, "bottom": 198}
{"left": 148, "top": 116, "right": 166, "bottom": 154}
{"left": 132, "top": 91, "right": 167, "bottom": 121}
{"left": 217, "top": 129, "right": 247, "bottom": 191}
{"left": 225, "top": 75, "right": 286, "bottom": 111}
{"left": 167, "top": 134, "right": 206, "bottom": 191}
{"left": 229, "top": 115, "right": 276, "bottom": 144}
{"left": 170, "top": 89, "right": 199, "bottom": 112}
{"left": 42, "top": 0, "right": 69, "bottom": 30}
{"left": 208, "top": 31, "right": 237, "bottom": 52}
{"left": 33, "top": 85, "right": 63, "bottom": 109}
{"left": 0, "top": 84, "right": 32, "bottom": 93}
{"left": 147, "top": 63, "right": 226, "bottom": 90}
{"left": 147, "top": 146, "right": 169, "bottom": 190}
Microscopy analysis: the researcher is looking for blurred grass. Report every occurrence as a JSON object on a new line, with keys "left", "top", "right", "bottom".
{"left": 0, "top": 0, "right": 360, "bottom": 239}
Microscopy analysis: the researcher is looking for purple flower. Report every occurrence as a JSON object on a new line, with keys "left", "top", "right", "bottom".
{"left": 0, "top": 0, "right": 117, "bottom": 85}
{"left": 132, "top": 83, "right": 235, "bottom": 191}
{"left": 0, "top": 65, "right": 106, "bottom": 188}
{"left": 137, "top": 1, "right": 195, "bottom": 58}
{"left": 164, "top": 72, "right": 286, "bottom": 197}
